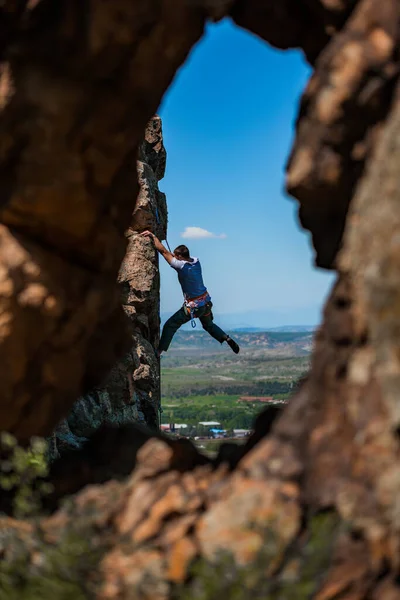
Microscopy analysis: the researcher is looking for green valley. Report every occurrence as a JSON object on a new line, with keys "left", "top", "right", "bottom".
{"left": 160, "top": 330, "right": 311, "bottom": 431}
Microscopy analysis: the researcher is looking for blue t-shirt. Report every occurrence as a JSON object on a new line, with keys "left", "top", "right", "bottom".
{"left": 170, "top": 257, "right": 207, "bottom": 300}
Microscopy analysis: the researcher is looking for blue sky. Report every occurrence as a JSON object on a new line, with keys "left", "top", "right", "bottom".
{"left": 157, "top": 19, "right": 334, "bottom": 328}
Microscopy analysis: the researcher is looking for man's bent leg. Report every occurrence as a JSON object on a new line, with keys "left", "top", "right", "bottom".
{"left": 159, "top": 307, "right": 190, "bottom": 352}
{"left": 199, "top": 313, "right": 228, "bottom": 344}
{"left": 199, "top": 305, "right": 240, "bottom": 353}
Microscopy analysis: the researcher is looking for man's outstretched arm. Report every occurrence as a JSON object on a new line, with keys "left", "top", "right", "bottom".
{"left": 140, "top": 231, "right": 175, "bottom": 264}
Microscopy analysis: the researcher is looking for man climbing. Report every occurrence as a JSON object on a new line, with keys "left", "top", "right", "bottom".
{"left": 140, "top": 231, "right": 240, "bottom": 356}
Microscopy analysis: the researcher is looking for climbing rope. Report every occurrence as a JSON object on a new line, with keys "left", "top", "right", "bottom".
{"left": 158, "top": 403, "right": 163, "bottom": 430}
{"left": 154, "top": 205, "right": 172, "bottom": 252}
{"left": 152, "top": 204, "right": 170, "bottom": 430}
{"left": 152, "top": 201, "right": 198, "bottom": 426}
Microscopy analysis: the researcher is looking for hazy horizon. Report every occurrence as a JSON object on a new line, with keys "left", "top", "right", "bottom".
{"left": 161, "top": 305, "right": 321, "bottom": 331}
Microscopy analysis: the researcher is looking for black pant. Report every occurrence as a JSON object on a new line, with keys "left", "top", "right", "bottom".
{"left": 159, "top": 302, "right": 228, "bottom": 352}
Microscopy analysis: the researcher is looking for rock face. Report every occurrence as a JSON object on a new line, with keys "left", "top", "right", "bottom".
{"left": 54, "top": 117, "right": 167, "bottom": 454}
{"left": 0, "top": 0, "right": 205, "bottom": 442}
{"left": 285, "top": 0, "right": 399, "bottom": 268}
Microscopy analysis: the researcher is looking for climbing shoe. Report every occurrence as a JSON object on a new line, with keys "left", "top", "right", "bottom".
{"left": 226, "top": 336, "right": 240, "bottom": 354}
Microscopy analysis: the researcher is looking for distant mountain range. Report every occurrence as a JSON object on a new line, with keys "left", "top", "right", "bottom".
{"left": 161, "top": 313, "right": 317, "bottom": 333}
{"left": 230, "top": 326, "right": 316, "bottom": 333}
{"left": 256, "top": 325, "right": 316, "bottom": 333}
{"left": 161, "top": 307, "right": 321, "bottom": 331}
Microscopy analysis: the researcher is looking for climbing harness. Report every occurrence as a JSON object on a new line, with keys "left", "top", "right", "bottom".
{"left": 183, "top": 303, "right": 196, "bottom": 328}
{"left": 184, "top": 291, "right": 211, "bottom": 329}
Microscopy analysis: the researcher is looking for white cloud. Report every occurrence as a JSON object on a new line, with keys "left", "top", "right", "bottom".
{"left": 181, "top": 226, "right": 227, "bottom": 240}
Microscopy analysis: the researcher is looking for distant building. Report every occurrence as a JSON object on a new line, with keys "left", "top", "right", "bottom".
{"left": 198, "top": 421, "right": 221, "bottom": 426}
{"left": 233, "top": 429, "right": 252, "bottom": 438}
{"left": 161, "top": 423, "right": 188, "bottom": 433}
{"left": 238, "top": 396, "right": 274, "bottom": 403}
{"left": 210, "top": 428, "right": 227, "bottom": 439}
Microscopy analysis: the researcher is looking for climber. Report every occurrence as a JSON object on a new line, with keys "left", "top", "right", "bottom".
{"left": 140, "top": 231, "right": 240, "bottom": 356}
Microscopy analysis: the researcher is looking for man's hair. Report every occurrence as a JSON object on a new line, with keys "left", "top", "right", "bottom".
{"left": 174, "top": 244, "right": 190, "bottom": 259}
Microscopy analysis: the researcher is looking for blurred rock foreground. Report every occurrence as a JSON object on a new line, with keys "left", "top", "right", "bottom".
{"left": 1, "top": 0, "right": 400, "bottom": 598}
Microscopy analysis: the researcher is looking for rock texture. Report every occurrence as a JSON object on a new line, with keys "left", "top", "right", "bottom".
{"left": 286, "top": 0, "right": 400, "bottom": 268}
{"left": 0, "top": 0, "right": 206, "bottom": 442}
{"left": 0, "top": 0, "right": 395, "bottom": 441}
{"left": 3, "top": 0, "right": 400, "bottom": 599}
{"left": 54, "top": 117, "right": 167, "bottom": 454}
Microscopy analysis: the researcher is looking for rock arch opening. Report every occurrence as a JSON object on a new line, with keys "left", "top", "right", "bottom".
{"left": 156, "top": 18, "right": 334, "bottom": 443}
